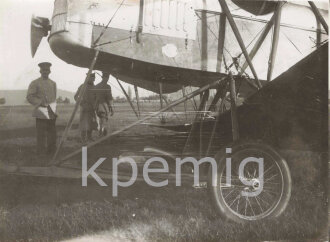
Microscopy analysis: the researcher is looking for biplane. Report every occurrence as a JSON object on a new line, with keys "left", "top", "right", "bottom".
{"left": 0, "top": 0, "right": 328, "bottom": 223}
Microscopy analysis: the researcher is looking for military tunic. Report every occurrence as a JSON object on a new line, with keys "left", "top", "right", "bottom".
{"left": 26, "top": 77, "right": 57, "bottom": 154}
{"left": 26, "top": 77, "right": 57, "bottom": 119}
{"left": 74, "top": 83, "right": 97, "bottom": 132}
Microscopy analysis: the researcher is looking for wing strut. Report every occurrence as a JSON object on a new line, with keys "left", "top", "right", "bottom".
{"left": 208, "top": 87, "right": 222, "bottom": 112}
{"left": 161, "top": 96, "right": 182, "bottom": 122}
{"left": 199, "top": 90, "right": 210, "bottom": 158}
{"left": 159, "top": 82, "right": 166, "bottom": 123}
{"left": 51, "top": 50, "right": 100, "bottom": 165}
{"left": 218, "top": 0, "right": 261, "bottom": 89}
{"left": 216, "top": 13, "right": 227, "bottom": 72}
{"left": 134, "top": 85, "right": 141, "bottom": 117}
{"left": 308, "top": 1, "right": 328, "bottom": 34}
{"left": 229, "top": 72, "right": 239, "bottom": 141}
{"left": 182, "top": 86, "right": 188, "bottom": 121}
{"left": 316, "top": 20, "right": 322, "bottom": 48}
{"left": 117, "top": 79, "right": 140, "bottom": 119}
{"left": 182, "top": 89, "right": 210, "bottom": 157}
{"left": 58, "top": 78, "right": 227, "bottom": 163}
{"left": 206, "top": 82, "right": 229, "bottom": 156}
{"left": 136, "top": 0, "right": 144, "bottom": 43}
{"left": 239, "top": 11, "right": 277, "bottom": 75}
{"left": 267, "top": 3, "right": 283, "bottom": 82}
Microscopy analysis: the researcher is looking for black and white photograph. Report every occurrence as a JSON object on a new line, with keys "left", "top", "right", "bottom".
{"left": 0, "top": 0, "right": 328, "bottom": 241}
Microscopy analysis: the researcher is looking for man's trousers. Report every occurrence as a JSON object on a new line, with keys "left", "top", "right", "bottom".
{"left": 36, "top": 118, "right": 57, "bottom": 154}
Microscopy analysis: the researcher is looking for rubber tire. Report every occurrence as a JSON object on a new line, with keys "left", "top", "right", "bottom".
{"left": 208, "top": 141, "right": 292, "bottom": 224}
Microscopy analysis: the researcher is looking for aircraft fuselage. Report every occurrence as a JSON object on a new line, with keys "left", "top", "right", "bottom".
{"left": 47, "top": 0, "right": 327, "bottom": 93}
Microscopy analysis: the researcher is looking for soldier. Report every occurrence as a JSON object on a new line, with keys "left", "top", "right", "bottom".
{"left": 74, "top": 72, "right": 97, "bottom": 143}
{"left": 95, "top": 72, "right": 114, "bottom": 136}
{"left": 26, "top": 62, "right": 57, "bottom": 155}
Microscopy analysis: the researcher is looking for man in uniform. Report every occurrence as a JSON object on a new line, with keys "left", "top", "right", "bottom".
{"left": 74, "top": 72, "right": 97, "bottom": 143}
{"left": 95, "top": 72, "right": 114, "bottom": 136}
{"left": 26, "top": 62, "right": 57, "bottom": 155}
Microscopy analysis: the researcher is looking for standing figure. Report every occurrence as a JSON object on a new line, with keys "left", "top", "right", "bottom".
{"left": 95, "top": 72, "right": 114, "bottom": 136}
{"left": 74, "top": 73, "right": 97, "bottom": 143}
{"left": 26, "top": 62, "right": 57, "bottom": 155}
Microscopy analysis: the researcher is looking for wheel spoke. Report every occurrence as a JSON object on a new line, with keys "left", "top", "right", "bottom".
{"left": 257, "top": 194, "right": 270, "bottom": 206}
{"left": 229, "top": 194, "right": 240, "bottom": 208}
{"left": 236, "top": 195, "right": 240, "bottom": 213}
{"left": 264, "top": 173, "right": 278, "bottom": 182}
{"left": 224, "top": 189, "right": 241, "bottom": 208}
{"left": 263, "top": 185, "right": 280, "bottom": 192}
{"left": 247, "top": 170, "right": 252, "bottom": 178}
{"left": 261, "top": 164, "right": 274, "bottom": 178}
{"left": 247, "top": 196, "right": 255, "bottom": 216}
{"left": 223, "top": 187, "right": 236, "bottom": 199}
{"left": 262, "top": 186, "right": 279, "bottom": 192}
{"left": 262, "top": 190, "right": 279, "bottom": 197}
{"left": 253, "top": 169, "right": 257, "bottom": 177}
{"left": 254, "top": 196, "right": 264, "bottom": 213}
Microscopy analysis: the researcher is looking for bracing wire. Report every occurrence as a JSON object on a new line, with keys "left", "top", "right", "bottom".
{"left": 195, "top": 12, "right": 233, "bottom": 58}
{"left": 93, "top": 0, "right": 126, "bottom": 47}
{"left": 281, "top": 31, "right": 303, "bottom": 55}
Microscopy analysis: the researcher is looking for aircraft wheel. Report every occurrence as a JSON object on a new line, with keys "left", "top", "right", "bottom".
{"left": 208, "top": 141, "right": 291, "bottom": 223}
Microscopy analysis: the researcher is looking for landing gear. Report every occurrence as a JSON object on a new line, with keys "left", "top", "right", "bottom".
{"left": 208, "top": 142, "right": 292, "bottom": 223}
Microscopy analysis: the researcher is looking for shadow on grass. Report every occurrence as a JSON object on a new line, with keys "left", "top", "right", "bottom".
{"left": 0, "top": 158, "right": 327, "bottom": 242}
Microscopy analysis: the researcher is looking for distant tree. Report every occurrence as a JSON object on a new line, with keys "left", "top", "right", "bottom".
{"left": 57, "top": 96, "right": 63, "bottom": 103}
{"left": 141, "top": 94, "right": 160, "bottom": 101}
{"left": 0, "top": 98, "right": 5, "bottom": 105}
{"left": 115, "top": 96, "right": 126, "bottom": 103}
{"left": 63, "top": 97, "right": 70, "bottom": 104}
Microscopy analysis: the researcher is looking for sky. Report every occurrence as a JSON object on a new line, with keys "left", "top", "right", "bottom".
{"left": 0, "top": 0, "right": 328, "bottom": 94}
{"left": 0, "top": 0, "right": 145, "bottom": 97}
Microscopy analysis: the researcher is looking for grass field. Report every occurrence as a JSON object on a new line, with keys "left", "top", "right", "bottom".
{"left": 0, "top": 104, "right": 328, "bottom": 241}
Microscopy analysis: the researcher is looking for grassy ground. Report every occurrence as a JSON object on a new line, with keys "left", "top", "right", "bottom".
{"left": 0, "top": 104, "right": 328, "bottom": 241}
